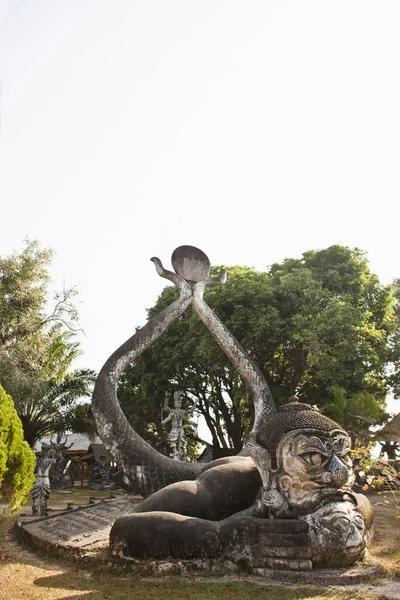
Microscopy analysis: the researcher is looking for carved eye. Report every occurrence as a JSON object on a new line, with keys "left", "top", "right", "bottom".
{"left": 354, "top": 516, "right": 364, "bottom": 530}
{"left": 331, "top": 516, "right": 351, "bottom": 532}
{"left": 300, "top": 452, "right": 325, "bottom": 467}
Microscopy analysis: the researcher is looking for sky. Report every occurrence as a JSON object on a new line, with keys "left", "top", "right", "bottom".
{"left": 1, "top": 1, "right": 400, "bottom": 416}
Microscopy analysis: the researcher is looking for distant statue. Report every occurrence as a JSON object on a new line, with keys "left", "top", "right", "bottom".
{"left": 31, "top": 442, "right": 55, "bottom": 516}
{"left": 89, "top": 454, "right": 112, "bottom": 489}
{"left": 379, "top": 441, "right": 399, "bottom": 460}
{"left": 49, "top": 433, "right": 74, "bottom": 489}
{"left": 161, "top": 392, "right": 195, "bottom": 460}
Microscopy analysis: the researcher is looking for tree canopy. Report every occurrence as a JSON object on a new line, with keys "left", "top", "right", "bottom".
{"left": 118, "top": 245, "right": 399, "bottom": 452}
{"left": 0, "top": 240, "right": 96, "bottom": 446}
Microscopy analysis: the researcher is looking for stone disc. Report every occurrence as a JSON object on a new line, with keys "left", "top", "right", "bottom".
{"left": 171, "top": 246, "right": 211, "bottom": 283}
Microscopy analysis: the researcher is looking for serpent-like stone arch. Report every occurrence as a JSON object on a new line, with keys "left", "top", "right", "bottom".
{"left": 92, "top": 246, "right": 276, "bottom": 497}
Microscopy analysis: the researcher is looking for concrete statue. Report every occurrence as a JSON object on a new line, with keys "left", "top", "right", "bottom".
{"left": 92, "top": 245, "right": 373, "bottom": 571}
{"left": 31, "top": 442, "right": 55, "bottom": 516}
{"left": 49, "top": 433, "right": 73, "bottom": 490}
{"left": 161, "top": 392, "right": 195, "bottom": 460}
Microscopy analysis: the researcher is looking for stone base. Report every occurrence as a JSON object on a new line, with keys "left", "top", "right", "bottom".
{"left": 17, "top": 495, "right": 135, "bottom": 556}
{"left": 108, "top": 556, "right": 382, "bottom": 585}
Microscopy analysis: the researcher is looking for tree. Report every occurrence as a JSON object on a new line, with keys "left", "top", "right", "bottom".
{"left": 118, "top": 245, "right": 398, "bottom": 452}
{"left": 388, "top": 278, "right": 400, "bottom": 398}
{"left": 0, "top": 240, "right": 80, "bottom": 380}
{"left": 0, "top": 384, "right": 36, "bottom": 512}
{"left": 0, "top": 359, "right": 96, "bottom": 447}
{"left": 0, "top": 240, "right": 96, "bottom": 445}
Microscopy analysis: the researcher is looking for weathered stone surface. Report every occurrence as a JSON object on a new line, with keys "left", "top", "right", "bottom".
{"left": 19, "top": 495, "right": 134, "bottom": 552}
{"left": 110, "top": 511, "right": 312, "bottom": 570}
{"left": 171, "top": 245, "right": 211, "bottom": 283}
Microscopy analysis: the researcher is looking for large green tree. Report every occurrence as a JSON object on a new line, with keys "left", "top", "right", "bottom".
{"left": 118, "top": 245, "right": 398, "bottom": 453}
{"left": 0, "top": 240, "right": 96, "bottom": 445}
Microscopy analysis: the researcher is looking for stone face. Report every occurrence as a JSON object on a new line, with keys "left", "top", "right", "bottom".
{"left": 300, "top": 501, "right": 367, "bottom": 567}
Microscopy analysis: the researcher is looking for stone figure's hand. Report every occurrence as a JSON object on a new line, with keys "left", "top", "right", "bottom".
{"left": 219, "top": 515, "right": 312, "bottom": 571}
{"left": 150, "top": 257, "right": 192, "bottom": 297}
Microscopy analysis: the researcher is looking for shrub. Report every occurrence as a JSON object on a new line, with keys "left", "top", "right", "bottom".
{"left": 0, "top": 384, "right": 36, "bottom": 512}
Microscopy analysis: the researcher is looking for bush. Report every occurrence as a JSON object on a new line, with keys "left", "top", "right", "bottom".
{"left": 351, "top": 444, "right": 400, "bottom": 493}
{"left": 0, "top": 384, "right": 36, "bottom": 512}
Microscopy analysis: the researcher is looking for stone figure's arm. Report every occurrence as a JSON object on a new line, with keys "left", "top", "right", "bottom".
{"left": 110, "top": 511, "right": 312, "bottom": 570}
{"left": 161, "top": 414, "right": 172, "bottom": 426}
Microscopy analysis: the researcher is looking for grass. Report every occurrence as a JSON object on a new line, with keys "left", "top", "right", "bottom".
{"left": 0, "top": 488, "right": 399, "bottom": 600}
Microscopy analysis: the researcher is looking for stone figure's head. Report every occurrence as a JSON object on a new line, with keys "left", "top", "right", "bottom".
{"left": 300, "top": 500, "right": 366, "bottom": 566}
{"left": 41, "top": 442, "right": 52, "bottom": 457}
{"left": 248, "top": 397, "right": 354, "bottom": 515}
{"left": 173, "top": 392, "right": 182, "bottom": 409}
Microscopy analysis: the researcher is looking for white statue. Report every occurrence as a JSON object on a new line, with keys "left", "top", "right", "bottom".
{"left": 161, "top": 392, "right": 195, "bottom": 460}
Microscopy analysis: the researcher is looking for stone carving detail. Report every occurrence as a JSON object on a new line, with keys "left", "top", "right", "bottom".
{"left": 92, "top": 246, "right": 373, "bottom": 570}
{"left": 31, "top": 442, "right": 55, "bottom": 516}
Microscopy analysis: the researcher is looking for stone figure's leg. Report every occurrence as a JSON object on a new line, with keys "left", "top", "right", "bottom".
{"left": 110, "top": 511, "right": 312, "bottom": 570}
{"left": 169, "top": 442, "right": 177, "bottom": 459}
{"left": 41, "top": 484, "right": 50, "bottom": 516}
{"left": 31, "top": 487, "right": 40, "bottom": 515}
{"left": 111, "top": 512, "right": 221, "bottom": 559}
{"left": 131, "top": 459, "right": 261, "bottom": 521}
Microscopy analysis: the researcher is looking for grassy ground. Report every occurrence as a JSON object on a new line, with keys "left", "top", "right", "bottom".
{"left": 0, "top": 487, "right": 399, "bottom": 600}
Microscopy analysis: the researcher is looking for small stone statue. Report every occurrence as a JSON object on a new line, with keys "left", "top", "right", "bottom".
{"left": 161, "top": 392, "right": 195, "bottom": 460}
{"left": 31, "top": 442, "right": 55, "bottom": 516}
{"left": 379, "top": 441, "right": 399, "bottom": 460}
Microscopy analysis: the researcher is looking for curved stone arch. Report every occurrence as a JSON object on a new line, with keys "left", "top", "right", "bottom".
{"left": 92, "top": 247, "right": 276, "bottom": 497}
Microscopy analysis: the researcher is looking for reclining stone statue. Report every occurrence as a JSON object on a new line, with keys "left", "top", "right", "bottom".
{"left": 92, "top": 245, "right": 373, "bottom": 570}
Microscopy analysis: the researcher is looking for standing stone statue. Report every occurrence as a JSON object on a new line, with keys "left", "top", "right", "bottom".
{"left": 31, "top": 442, "right": 55, "bottom": 516}
{"left": 161, "top": 392, "right": 195, "bottom": 460}
{"left": 49, "top": 433, "right": 73, "bottom": 489}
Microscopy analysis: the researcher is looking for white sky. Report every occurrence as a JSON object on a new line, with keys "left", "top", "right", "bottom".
{"left": 1, "top": 1, "right": 399, "bottom": 414}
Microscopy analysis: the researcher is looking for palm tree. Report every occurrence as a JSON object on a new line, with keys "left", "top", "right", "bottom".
{"left": 11, "top": 368, "right": 97, "bottom": 447}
